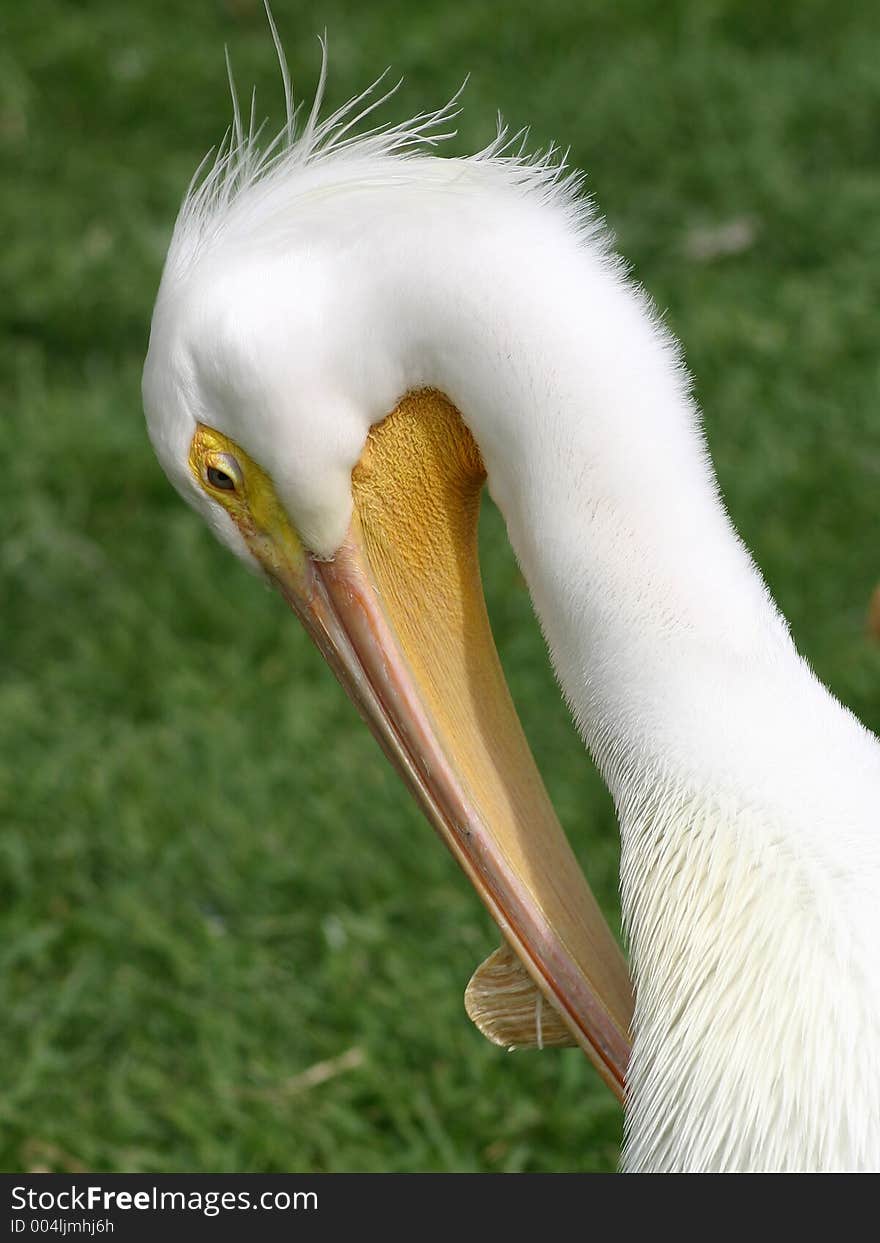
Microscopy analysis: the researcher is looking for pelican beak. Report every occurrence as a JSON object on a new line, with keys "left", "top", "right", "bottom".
{"left": 212, "top": 389, "right": 633, "bottom": 1100}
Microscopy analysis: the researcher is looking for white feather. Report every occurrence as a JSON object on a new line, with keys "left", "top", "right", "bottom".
{"left": 142, "top": 38, "right": 880, "bottom": 1172}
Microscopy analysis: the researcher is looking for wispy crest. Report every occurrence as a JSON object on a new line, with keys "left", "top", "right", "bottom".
{"left": 169, "top": 3, "right": 594, "bottom": 273}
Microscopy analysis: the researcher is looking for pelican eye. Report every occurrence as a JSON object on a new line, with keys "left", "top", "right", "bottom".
{"left": 203, "top": 453, "right": 243, "bottom": 494}
{"left": 207, "top": 465, "right": 235, "bottom": 491}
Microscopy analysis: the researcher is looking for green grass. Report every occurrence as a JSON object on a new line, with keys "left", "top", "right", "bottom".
{"left": 3, "top": 0, "right": 880, "bottom": 1173}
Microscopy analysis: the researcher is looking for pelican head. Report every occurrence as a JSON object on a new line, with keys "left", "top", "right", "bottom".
{"left": 142, "top": 66, "right": 634, "bottom": 1098}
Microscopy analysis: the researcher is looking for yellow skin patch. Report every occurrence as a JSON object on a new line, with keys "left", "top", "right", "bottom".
{"left": 188, "top": 423, "right": 308, "bottom": 587}
{"left": 352, "top": 392, "right": 632, "bottom": 1048}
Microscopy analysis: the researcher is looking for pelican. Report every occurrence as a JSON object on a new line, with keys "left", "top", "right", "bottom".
{"left": 141, "top": 36, "right": 880, "bottom": 1173}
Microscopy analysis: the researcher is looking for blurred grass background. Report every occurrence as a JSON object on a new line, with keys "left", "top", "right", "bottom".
{"left": 2, "top": 0, "right": 879, "bottom": 1173}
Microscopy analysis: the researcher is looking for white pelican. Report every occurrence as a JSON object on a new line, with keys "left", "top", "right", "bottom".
{"left": 142, "top": 39, "right": 880, "bottom": 1173}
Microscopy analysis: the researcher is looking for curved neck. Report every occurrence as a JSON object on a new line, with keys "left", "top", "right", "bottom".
{"left": 388, "top": 201, "right": 880, "bottom": 1174}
